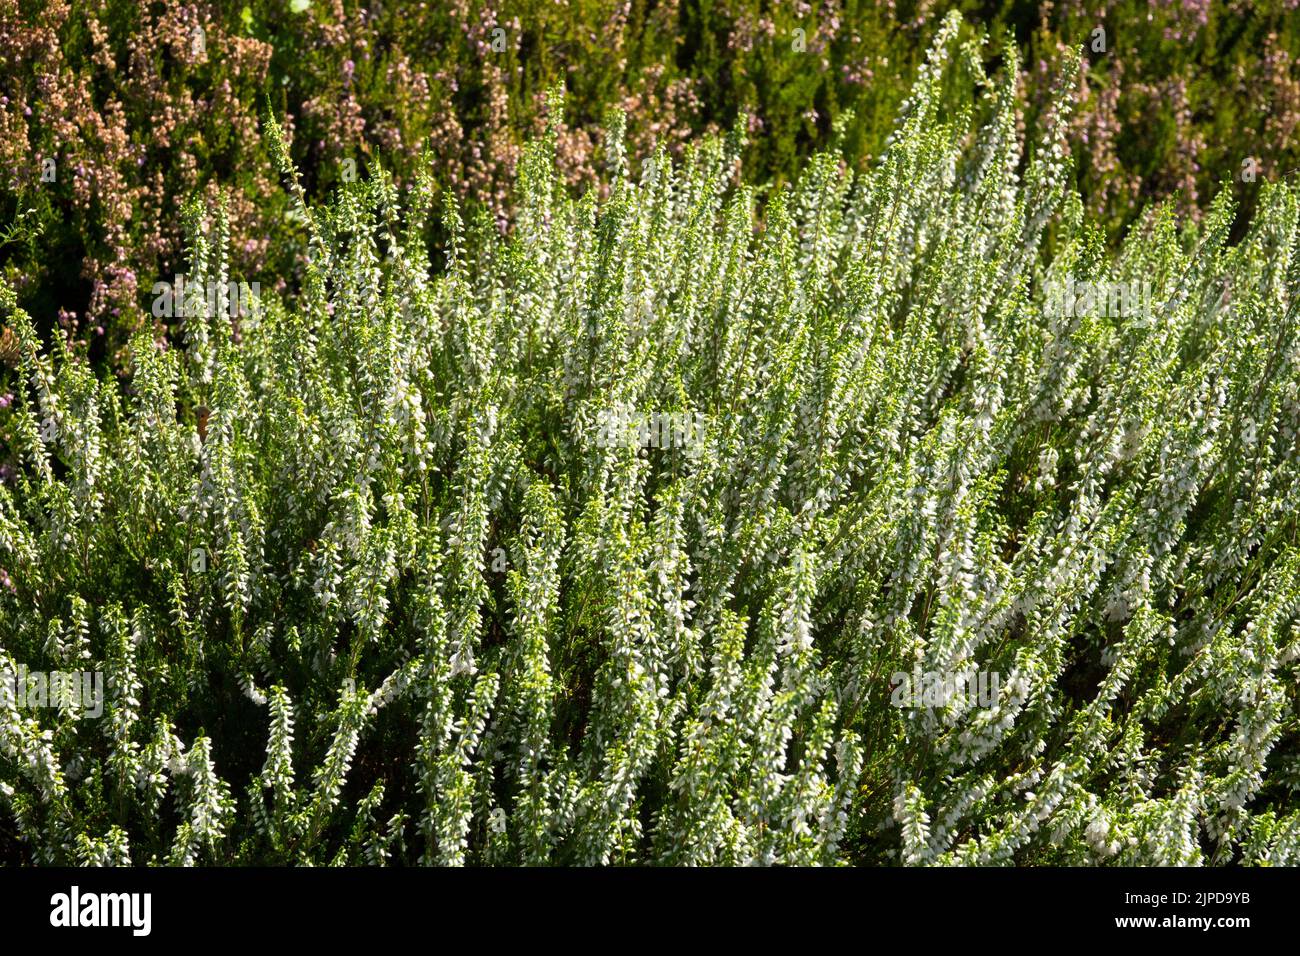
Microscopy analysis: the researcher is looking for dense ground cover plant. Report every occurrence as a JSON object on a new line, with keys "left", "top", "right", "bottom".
{"left": 3, "top": 1, "right": 1299, "bottom": 362}
{"left": 2, "top": 15, "right": 1300, "bottom": 865}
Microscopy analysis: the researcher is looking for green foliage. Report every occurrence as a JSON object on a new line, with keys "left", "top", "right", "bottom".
{"left": 2, "top": 20, "right": 1300, "bottom": 865}
{"left": 3, "top": 1, "right": 1300, "bottom": 361}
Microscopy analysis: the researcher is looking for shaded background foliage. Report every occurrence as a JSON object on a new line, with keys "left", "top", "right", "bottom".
{"left": 1, "top": 0, "right": 1299, "bottom": 363}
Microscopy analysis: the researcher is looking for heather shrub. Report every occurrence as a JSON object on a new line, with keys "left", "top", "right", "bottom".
{"left": 4, "top": 1, "right": 1300, "bottom": 364}
{"left": 1024, "top": 0, "right": 1300, "bottom": 238}
{"left": 2, "top": 18, "right": 1300, "bottom": 865}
